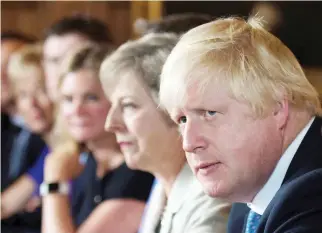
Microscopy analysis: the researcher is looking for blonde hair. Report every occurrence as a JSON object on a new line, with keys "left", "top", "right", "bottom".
{"left": 160, "top": 16, "right": 322, "bottom": 117}
{"left": 100, "top": 33, "right": 179, "bottom": 103}
{"left": 7, "top": 43, "right": 44, "bottom": 94}
{"left": 6, "top": 44, "right": 64, "bottom": 148}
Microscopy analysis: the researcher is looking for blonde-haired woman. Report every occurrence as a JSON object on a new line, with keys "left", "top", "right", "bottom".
{"left": 42, "top": 43, "right": 154, "bottom": 233}
{"left": 1, "top": 44, "right": 54, "bottom": 225}
{"left": 100, "top": 33, "right": 231, "bottom": 233}
{"left": 1, "top": 44, "right": 79, "bottom": 233}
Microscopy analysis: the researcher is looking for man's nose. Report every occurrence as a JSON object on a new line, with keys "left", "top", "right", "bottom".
{"left": 182, "top": 119, "right": 206, "bottom": 153}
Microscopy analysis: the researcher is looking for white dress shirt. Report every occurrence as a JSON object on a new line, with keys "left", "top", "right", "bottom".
{"left": 248, "top": 117, "right": 315, "bottom": 215}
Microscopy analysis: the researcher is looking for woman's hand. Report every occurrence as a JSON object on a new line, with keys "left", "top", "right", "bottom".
{"left": 24, "top": 196, "right": 41, "bottom": 212}
{"left": 44, "top": 142, "right": 85, "bottom": 182}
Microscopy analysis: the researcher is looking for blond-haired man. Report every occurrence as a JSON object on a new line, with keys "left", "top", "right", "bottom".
{"left": 159, "top": 16, "right": 322, "bottom": 233}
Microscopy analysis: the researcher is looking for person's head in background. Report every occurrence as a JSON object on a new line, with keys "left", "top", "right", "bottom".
{"left": 159, "top": 17, "right": 322, "bottom": 202}
{"left": 1, "top": 31, "right": 35, "bottom": 114}
{"left": 134, "top": 13, "right": 214, "bottom": 36}
{"left": 252, "top": 2, "right": 322, "bottom": 99}
{"left": 101, "top": 33, "right": 183, "bottom": 176}
{"left": 43, "top": 14, "right": 113, "bottom": 102}
{"left": 59, "top": 43, "right": 114, "bottom": 149}
{"left": 7, "top": 44, "right": 53, "bottom": 136}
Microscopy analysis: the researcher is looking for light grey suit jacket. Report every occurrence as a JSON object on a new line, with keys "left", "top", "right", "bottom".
{"left": 139, "top": 163, "right": 231, "bottom": 233}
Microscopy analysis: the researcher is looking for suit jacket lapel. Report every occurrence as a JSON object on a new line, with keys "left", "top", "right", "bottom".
{"left": 283, "top": 116, "right": 322, "bottom": 184}
{"left": 258, "top": 116, "right": 322, "bottom": 232}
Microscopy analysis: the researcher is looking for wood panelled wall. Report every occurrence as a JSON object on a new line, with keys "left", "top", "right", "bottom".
{"left": 2, "top": 1, "right": 320, "bottom": 94}
{"left": 1, "top": 1, "right": 163, "bottom": 45}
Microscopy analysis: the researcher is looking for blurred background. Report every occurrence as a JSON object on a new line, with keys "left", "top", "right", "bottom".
{"left": 2, "top": 1, "right": 322, "bottom": 93}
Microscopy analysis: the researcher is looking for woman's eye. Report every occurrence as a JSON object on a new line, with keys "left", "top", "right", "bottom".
{"left": 178, "top": 116, "right": 187, "bottom": 124}
{"left": 122, "top": 102, "right": 137, "bottom": 110}
{"left": 62, "top": 95, "right": 73, "bottom": 102}
{"left": 85, "top": 94, "right": 99, "bottom": 101}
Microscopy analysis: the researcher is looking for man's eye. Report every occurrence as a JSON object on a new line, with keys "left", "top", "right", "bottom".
{"left": 178, "top": 116, "right": 187, "bottom": 124}
{"left": 205, "top": 111, "right": 217, "bottom": 117}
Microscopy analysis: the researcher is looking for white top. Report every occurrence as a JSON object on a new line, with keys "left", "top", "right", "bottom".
{"left": 139, "top": 163, "right": 231, "bottom": 233}
{"left": 248, "top": 117, "right": 315, "bottom": 215}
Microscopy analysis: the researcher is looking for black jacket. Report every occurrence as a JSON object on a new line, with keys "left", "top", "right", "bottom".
{"left": 228, "top": 116, "right": 322, "bottom": 233}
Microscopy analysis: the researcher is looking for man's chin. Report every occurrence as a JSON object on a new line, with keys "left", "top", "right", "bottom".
{"left": 198, "top": 179, "right": 227, "bottom": 198}
{"left": 203, "top": 186, "right": 219, "bottom": 198}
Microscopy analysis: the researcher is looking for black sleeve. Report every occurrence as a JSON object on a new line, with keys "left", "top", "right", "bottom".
{"left": 104, "top": 163, "right": 154, "bottom": 202}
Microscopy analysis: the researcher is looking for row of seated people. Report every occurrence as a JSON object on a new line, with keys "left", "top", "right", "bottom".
{"left": 2, "top": 11, "right": 322, "bottom": 233}
{"left": 1, "top": 13, "right": 230, "bottom": 233}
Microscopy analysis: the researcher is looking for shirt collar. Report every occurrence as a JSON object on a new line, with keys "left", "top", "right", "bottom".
{"left": 248, "top": 117, "right": 315, "bottom": 215}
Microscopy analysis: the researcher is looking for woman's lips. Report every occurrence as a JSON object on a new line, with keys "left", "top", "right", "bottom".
{"left": 118, "top": 141, "right": 133, "bottom": 148}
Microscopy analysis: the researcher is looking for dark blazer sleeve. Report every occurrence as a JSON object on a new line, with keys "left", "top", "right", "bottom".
{"left": 104, "top": 163, "right": 155, "bottom": 202}
{"left": 258, "top": 169, "right": 322, "bottom": 233}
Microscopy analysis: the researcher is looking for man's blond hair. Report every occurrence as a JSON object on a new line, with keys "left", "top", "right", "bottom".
{"left": 160, "top": 17, "right": 322, "bottom": 117}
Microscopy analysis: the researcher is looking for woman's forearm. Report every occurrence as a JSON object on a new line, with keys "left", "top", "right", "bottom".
{"left": 42, "top": 194, "right": 76, "bottom": 233}
{"left": 1, "top": 175, "right": 36, "bottom": 219}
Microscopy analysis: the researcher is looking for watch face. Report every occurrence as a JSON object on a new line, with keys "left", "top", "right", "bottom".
{"left": 48, "top": 183, "right": 60, "bottom": 192}
{"left": 40, "top": 182, "right": 70, "bottom": 196}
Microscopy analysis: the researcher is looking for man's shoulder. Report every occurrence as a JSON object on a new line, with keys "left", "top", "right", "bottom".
{"left": 260, "top": 168, "right": 322, "bottom": 232}
{"left": 273, "top": 168, "right": 322, "bottom": 210}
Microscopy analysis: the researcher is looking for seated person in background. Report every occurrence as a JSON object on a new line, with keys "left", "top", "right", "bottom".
{"left": 1, "top": 16, "right": 117, "bottom": 232}
{"left": 1, "top": 31, "right": 36, "bottom": 128}
{"left": 42, "top": 44, "right": 154, "bottom": 233}
{"left": 101, "top": 33, "right": 231, "bottom": 233}
{"left": 42, "top": 14, "right": 114, "bottom": 102}
{"left": 1, "top": 31, "right": 40, "bottom": 191}
{"left": 158, "top": 16, "right": 322, "bottom": 233}
{"left": 134, "top": 12, "right": 214, "bottom": 36}
{"left": 1, "top": 44, "right": 55, "bottom": 222}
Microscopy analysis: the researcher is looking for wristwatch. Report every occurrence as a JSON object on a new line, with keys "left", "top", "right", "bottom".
{"left": 40, "top": 182, "right": 70, "bottom": 196}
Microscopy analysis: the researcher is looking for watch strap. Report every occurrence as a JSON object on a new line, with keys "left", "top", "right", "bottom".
{"left": 40, "top": 182, "right": 70, "bottom": 196}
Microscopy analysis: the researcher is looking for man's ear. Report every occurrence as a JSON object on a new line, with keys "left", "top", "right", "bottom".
{"left": 273, "top": 98, "right": 289, "bottom": 130}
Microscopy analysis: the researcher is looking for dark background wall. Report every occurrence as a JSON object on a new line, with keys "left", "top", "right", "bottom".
{"left": 164, "top": 1, "right": 322, "bottom": 68}
{"left": 1, "top": 1, "right": 132, "bottom": 45}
